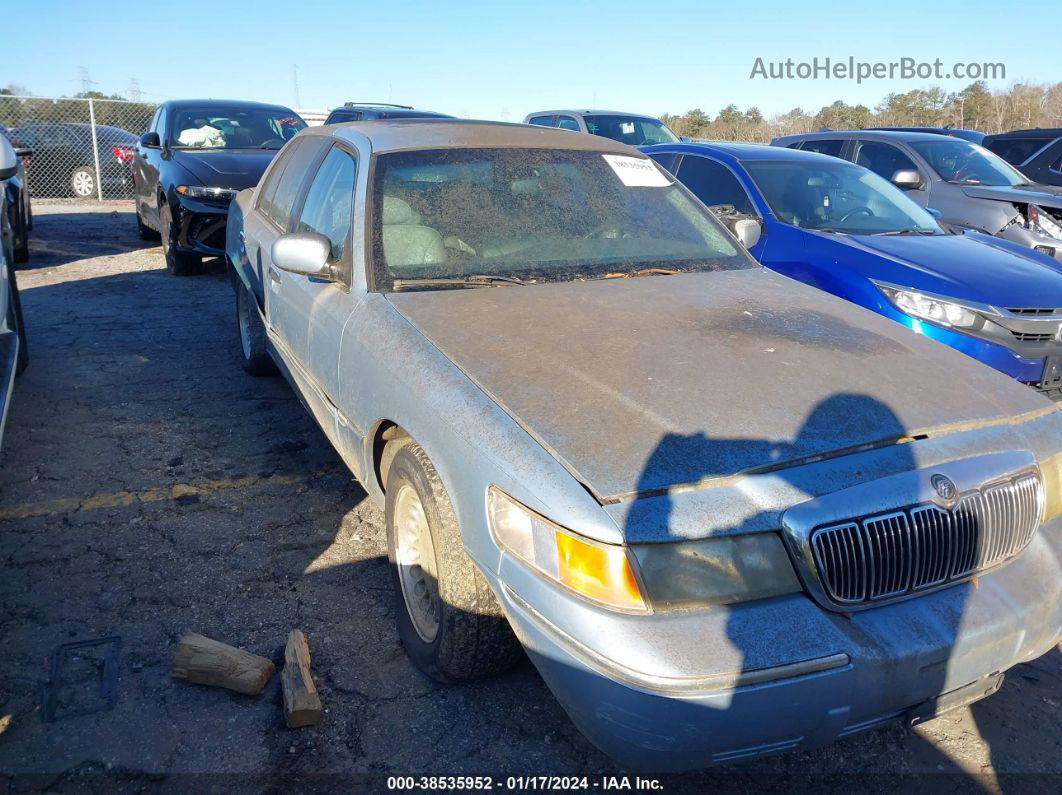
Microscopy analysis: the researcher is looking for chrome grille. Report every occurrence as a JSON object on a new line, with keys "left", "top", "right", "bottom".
{"left": 1006, "top": 308, "right": 1062, "bottom": 316}
{"left": 810, "top": 472, "right": 1042, "bottom": 606}
{"left": 1011, "top": 330, "right": 1055, "bottom": 343}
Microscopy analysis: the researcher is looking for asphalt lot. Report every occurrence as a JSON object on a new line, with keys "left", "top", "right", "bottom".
{"left": 0, "top": 203, "right": 1059, "bottom": 793}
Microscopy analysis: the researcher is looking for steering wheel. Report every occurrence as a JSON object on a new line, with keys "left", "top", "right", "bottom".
{"left": 582, "top": 226, "right": 632, "bottom": 240}
{"left": 259, "top": 137, "right": 285, "bottom": 149}
{"left": 838, "top": 207, "right": 874, "bottom": 224}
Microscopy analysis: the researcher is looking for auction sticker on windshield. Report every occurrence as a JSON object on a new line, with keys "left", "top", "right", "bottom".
{"left": 602, "top": 154, "right": 672, "bottom": 187}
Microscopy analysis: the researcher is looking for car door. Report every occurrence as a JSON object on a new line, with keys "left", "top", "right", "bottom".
{"left": 850, "top": 140, "right": 927, "bottom": 206}
{"left": 134, "top": 106, "right": 165, "bottom": 223}
{"left": 247, "top": 137, "right": 329, "bottom": 348}
{"left": 673, "top": 154, "right": 768, "bottom": 259}
{"left": 279, "top": 143, "right": 358, "bottom": 430}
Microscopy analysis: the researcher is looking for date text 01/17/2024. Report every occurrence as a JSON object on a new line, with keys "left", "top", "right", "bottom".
{"left": 385, "top": 775, "right": 664, "bottom": 791}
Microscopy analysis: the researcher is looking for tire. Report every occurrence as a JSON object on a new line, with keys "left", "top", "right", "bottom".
{"left": 159, "top": 202, "right": 201, "bottom": 276}
{"left": 136, "top": 201, "right": 160, "bottom": 241}
{"left": 70, "top": 166, "right": 97, "bottom": 199}
{"left": 235, "top": 286, "right": 278, "bottom": 376}
{"left": 385, "top": 440, "right": 521, "bottom": 682}
{"left": 6, "top": 261, "right": 28, "bottom": 376}
{"left": 13, "top": 199, "right": 29, "bottom": 264}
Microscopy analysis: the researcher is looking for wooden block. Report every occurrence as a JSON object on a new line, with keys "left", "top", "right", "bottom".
{"left": 171, "top": 631, "right": 275, "bottom": 695}
{"left": 282, "top": 629, "right": 322, "bottom": 728}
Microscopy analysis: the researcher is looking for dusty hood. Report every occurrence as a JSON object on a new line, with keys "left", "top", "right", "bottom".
{"left": 960, "top": 182, "right": 1062, "bottom": 207}
{"left": 388, "top": 270, "right": 1048, "bottom": 502}
{"left": 171, "top": 149, "right": 278, "bottom": 190}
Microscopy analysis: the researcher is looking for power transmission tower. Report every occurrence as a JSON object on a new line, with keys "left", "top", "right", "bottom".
{"left": 78, "top": 67, "right": 97, "bottom": 94}
{"left": 292, "top": 64, "right": 301, "bottom": 109}
{"left": 129, "top": 78, "right": 142, "bottom": 102}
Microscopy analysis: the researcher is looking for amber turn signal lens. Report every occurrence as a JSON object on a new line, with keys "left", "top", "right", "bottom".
{"left": 555, "top": 530, "right": 646, "bottom": 611}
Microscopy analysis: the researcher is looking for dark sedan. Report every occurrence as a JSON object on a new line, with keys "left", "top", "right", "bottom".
{"left": 132, "top": 99, "right": 305, "bottom": 275}
{"left": 11, "top": 122, "right": 136, "bottom": 199}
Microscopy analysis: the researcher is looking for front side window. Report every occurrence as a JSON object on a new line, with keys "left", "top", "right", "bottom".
{"left": 675, "top": 156, "right": 755, "bottom": 215}
{"left": 744, "top": 159, "right": 941, "bottom": 235}
{"left": 798, "top": 139, "right": 845, "bottom": 157}
{"left": 910, "top": 140, "right": 1029, "bottom": 186}
{"left": 370, "top": 147, "right": 754, "bottom": 290}
{"left": 556, "top": 116, "right": 581, "bottom": 131}
{"left": 852, "top": 141, "right": 919, "bottom": 182}
{"left": 296, "top": 147, "right": 357, "bottom": 261}
{"left": 582, "top": 115, "right": 678, "bottom": 146}
{"left": 170, "top": 106, "right": 306, "bottom": 150}
{"left": 527, "top": 116, "right": 555, "bottom": 127}
{"left": 260, "top": 139, "right": 325, "bottom": 229}
{"left": 985, "top": 137, "right": 1053, "bottom": 166}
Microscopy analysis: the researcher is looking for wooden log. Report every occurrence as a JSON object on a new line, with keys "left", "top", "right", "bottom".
{"left": 282, "top": 629, "right": 322, "bottom": 728}
{"left": 171, "top": 631, "right": 274, "bottom": 695}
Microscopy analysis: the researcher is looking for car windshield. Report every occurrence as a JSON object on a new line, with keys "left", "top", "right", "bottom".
{"left": 583, "top": 115, "right": 678, "bottom": 146}
{"left": 910, "top": 140, "right": 1029, "bottom": 186}
{"left": 169, "top": 107, "right": 306, "bottom": 150}
{"left": 370, "top": 147, "right": 754, "bottom": 290}
{"left": 743, "top": 159, "right": 942, "bottom": 235}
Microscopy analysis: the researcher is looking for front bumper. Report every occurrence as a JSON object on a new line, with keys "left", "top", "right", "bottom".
{"left": 170, "top": 195, "right": 231, "bottom": 257}
{"left": 492, "top": 523, "right": 1062, "bottom": 771}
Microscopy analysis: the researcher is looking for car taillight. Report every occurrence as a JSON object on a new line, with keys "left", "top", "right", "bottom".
{"left": 112, "top": 146, "right": 134, "bottom": 163}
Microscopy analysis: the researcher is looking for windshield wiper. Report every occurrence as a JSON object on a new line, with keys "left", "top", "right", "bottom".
{"left": 873, "top": 229, "right": 938, "bottom": 236}
{"left": 391, "top": 274, "right": 528, "bottom": 291}
{"left": 583, "top": 268, "right": 683, "bottom": 281}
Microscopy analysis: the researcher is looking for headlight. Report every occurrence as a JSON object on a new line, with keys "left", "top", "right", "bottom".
{"left": 176, "top": 185, "right": 236, "bottom": 201}
{"left": 488, "top": 488, "right": 647, "bottom": 612}
{"left": 877, "top": 286, "right": 980, "bottom": 329}
{"left": 1029, "top": 205, "right": 1062, "bottom": 241}
{"left": 487, "top": 488, "right": 803, "bottom": 612}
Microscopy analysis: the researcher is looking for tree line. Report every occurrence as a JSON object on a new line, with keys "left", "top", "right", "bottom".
{"left": 660, "top": 81, "right": 1062, "bottom": 142}
{"left": 0, "top": 87, "right": 155, "bottom": 135}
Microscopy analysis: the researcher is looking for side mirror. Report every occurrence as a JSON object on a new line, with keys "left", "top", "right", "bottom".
{"left": 678, "top": 135, "right": 692, "bottom": 142}
{"left": 139, "top": 131, "right": 161, "bottom": 148}
{"left": 733, "top": 219, "right": 762, "bottom": 249}
{"left": 271, "top": 232, "right": 334, "bottom": 279}
{"left": 925, "top": 207, "right": 943, "bottom": 220}
{"left": 0, "top": 136, "right": 18, "bottom": 181}
{"left": 891, "top": 169, "right": 923, "bottom": 190}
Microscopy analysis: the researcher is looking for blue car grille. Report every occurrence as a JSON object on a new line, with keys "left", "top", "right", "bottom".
{"left": 810, "top": 471, "right": 1042, "bottom": 606}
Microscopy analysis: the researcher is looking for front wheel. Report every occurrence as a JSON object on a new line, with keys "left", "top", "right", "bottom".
{"left": 235, "top": 285, "right": 277, "bottom": 376}
{"left": 70, "top": 166, "right": 97, "bottom": 199}
{"left": 136, "top": 201, "right": 160, "bottom": 241}
{"left": 385, "top": 440, "right": 522, "bottom": 682}
{"left": 160, "top": 203, "right": 201, "bottom": 276}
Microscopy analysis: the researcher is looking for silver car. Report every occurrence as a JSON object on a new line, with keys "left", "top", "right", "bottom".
{"left": 227, "top": 120, "right": 1062, "bottom": 770}
{"left": 772, "top": 130, "right": 1062, "bottom": 262}
{"left": 523, "top": 109, "right": 680, "bottom": 146}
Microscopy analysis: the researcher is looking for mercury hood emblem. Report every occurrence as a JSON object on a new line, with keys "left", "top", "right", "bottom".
{"left": 931, "top": 474, "right": 958, "bottom": 504}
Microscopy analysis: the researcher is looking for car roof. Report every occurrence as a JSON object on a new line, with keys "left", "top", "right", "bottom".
{"left": 328, "top": 107, "right": 454, "bottom": 119}
{"left": 984, "top": 128, "right": 1062, "bottom": 139}
{"left": 645, "top": 140, "right": 848, "bottom": 164}
{"left": 526, "top": 109, "right": 661, "bottom": 119}
{"left": 314, "top": 119, "right": 641, "bottom": 154}
{"left": 777, "top": 129, "right": 961, "bottom": 144}
{"left": 163, "top": 98, "right": 299, "bottom": 113}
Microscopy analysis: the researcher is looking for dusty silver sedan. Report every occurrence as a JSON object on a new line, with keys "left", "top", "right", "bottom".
{"left": 226, "top": 120, "right": 1062, "bottom": 771}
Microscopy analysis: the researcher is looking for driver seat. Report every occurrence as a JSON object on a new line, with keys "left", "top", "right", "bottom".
{"left": 381, "top": 197, "right": 447, "bottom": 270}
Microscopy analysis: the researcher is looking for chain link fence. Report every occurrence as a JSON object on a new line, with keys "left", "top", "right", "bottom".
{"left": 0, "top": 96, "right": 156, "bottom": 201}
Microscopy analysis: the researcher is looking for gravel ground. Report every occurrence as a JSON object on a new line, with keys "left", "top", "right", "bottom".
{"left": 0, "top": 203, "right": 1059, "bottom": 793}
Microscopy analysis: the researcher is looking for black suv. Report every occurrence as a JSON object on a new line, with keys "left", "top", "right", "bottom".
{"left": 132, "top": 99, "right": 305, "bottom": 275}
{"left": 323, "top": 103, "right": 453, "bottom": 125}
{"left": 984, "top": 129, "right": 1062, "bottom": 187}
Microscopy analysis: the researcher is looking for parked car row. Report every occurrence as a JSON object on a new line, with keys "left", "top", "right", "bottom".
{"left": 216, "top": 116, "right": 1061, "bottom": 772}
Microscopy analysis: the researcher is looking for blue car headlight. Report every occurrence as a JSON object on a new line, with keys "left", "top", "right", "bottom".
{"left": 876, "top": 284, "right": 981, "bottom": 329}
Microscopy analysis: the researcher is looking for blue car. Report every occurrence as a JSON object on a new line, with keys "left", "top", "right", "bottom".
{"left": 642, "top": 142, "right": 1062, "bottom": 397}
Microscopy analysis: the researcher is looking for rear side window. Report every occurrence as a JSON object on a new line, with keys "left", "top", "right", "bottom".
{"left": 799, "top": 139, "right": 845, "bottom": 157}
{"left": 326, "top": 110, "right": 361, "bottom": 124}
{"left": 648, "top": 152, "right": 682, "bottom": 175}
{"left": 260, "top": 138, "right": 325, "bottom": 229}
{"left": 852, "top": 141, "right": 919, "bottom": 181}
{"left": 556, "top": 116, "right": 580, "bottom": 131}
{"left": 986, "top": 137, "right": 1053, "bottom": 165}
{"left": 675, "top": 156, "right": 755, "bottom": 214}
{"left": 296, "top": 147, "right": 357, "bottom": 262}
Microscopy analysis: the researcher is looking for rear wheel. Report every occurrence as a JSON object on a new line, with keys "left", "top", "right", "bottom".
{"left": 12, "top": 199, "right": 29, "bottom": 264}
{"left": 70, "top": 166, "right": 97, "bottom": 199}
{"left": 160, "top": 203, "right": 201, "bottom": 276}
{"left": 385, "top": 441, "right": 521, "bottom": 682}
{"left": 235, "top": 286, "right": 277, "bottom": 376}
{"left": 6, "top": 261, "right": 28, "bottom": 375}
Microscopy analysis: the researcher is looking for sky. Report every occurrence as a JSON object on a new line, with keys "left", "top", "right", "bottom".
{"left": 4, "top": 0, "right": 1054, "bottom": 120}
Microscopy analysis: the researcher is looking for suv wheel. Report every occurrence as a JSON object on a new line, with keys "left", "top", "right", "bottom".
{"left": 160, "top": 203, "right": 201, "bottom": 276}
{"left": 385, "top": 440, "right": 522, "bottom": 682}
{"left": 70, "top": 166, "right": 97, "bottom": 198}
